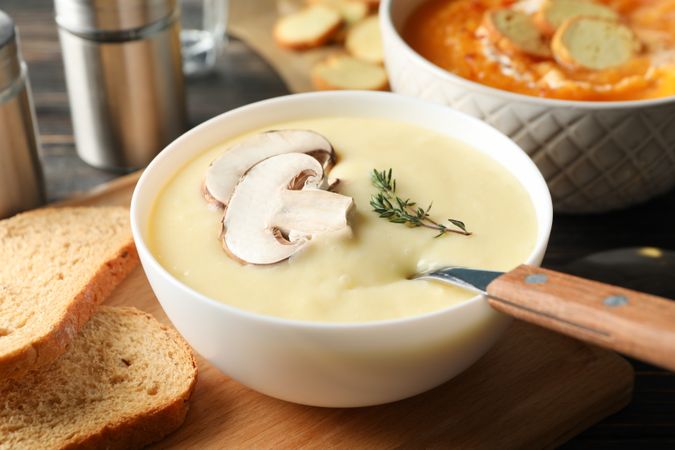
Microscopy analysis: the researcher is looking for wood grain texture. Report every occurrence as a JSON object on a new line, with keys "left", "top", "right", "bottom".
{"left": 67, "top": 175, "right": 634, "bottom": 449}
{"left": 487, "top": 265, "right": 675, "bottom": 372}
{"left": 229, "top": 0, "right": 346, "bottom": 93}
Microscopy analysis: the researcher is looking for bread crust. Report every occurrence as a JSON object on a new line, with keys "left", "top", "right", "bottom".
{"left": 274, "top": 6, "right": 343, "bottom": 50}
{"left": 354, "top": 0, "right": 380, "bottom": 13}
{"left": 1, "top": 307, "right": 198, "bottom": 450}
{"left": 551, "top": 20, "right": 577, "bottom": 68}
{"left": 0, "top": 207, "right": 139, "bottom": 383}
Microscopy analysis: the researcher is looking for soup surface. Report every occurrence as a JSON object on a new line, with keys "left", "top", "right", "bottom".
{"left": 404, "top": 0, "right": 675, "bottom": 101}
{"left": 149, "top": 117, "right": 538, "bottom": 323}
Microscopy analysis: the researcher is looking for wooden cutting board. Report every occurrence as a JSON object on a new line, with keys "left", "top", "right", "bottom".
{"left": 229, "top": 0, "right": 362, "bottom": 93}
{"left": 60, "top": 172, "right": 634, "bottom": 449}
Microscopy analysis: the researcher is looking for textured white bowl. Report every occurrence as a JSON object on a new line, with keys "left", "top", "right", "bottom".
{"left": 131, "top": 91, "right": 552, "bottom": 407}
{"left": 381, "top": 0, "right": 675, "bottom": 213}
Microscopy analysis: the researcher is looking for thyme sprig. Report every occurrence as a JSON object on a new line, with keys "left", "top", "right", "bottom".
{"left": 369, "top": 168, "right": 472, "bottom": 238}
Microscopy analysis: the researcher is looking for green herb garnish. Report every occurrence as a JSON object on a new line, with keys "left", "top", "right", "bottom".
{"left": 369, "top": 168, "right": 471, "bottom": 238}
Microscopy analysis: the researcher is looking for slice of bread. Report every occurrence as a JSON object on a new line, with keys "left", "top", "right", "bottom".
{"left": 354, "top": 0, "right": 380, "bottom": 12}
{"left": 346, "top": 15, "right": 384, "bottom": 64}
{"left": 308, "top": 0, "right": 369, "bottom": 25}
{"left": 483, "top": 9, "right": 552, "bottom": 59}
{"left": 0, "top": 306, "right": 197, "bottom": 450}
{"left": 311, "top": 54, "right": 389, "bottom": 90}
{"left": 536, "top": 0, "right": 619, "bottom": 35}
{"left": 274, "top": 4, "right": 343, "bottom": 50}
{"left": 552, "top": 16, "right": 640, "bottom": 70}
{"left": 0, "top": 207, "right": 138, "bottom": 382}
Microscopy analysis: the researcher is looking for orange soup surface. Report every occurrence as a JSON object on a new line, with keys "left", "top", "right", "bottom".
{"left": 404, "top": 0, "right": 675, "bottom": 101}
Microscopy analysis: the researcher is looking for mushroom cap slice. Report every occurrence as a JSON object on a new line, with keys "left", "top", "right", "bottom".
{"left": 223, "top": 152, "right": 353, "bottom": 265}
{"left": 204, "top": 129, "right": 336, "bottom": 207}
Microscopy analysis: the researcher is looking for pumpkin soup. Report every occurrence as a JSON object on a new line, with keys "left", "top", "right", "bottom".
{"left": 404, "top": 0, "right": 675, "bottom": 101}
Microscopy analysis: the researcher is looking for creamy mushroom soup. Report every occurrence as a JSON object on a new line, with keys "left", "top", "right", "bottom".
{"left": 148, "top": 117, "right": 538, "bottom": 323}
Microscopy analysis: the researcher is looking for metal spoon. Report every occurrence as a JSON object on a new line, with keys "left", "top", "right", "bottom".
{"left": 415, "top": 262, "right": 675, "bottom": 372}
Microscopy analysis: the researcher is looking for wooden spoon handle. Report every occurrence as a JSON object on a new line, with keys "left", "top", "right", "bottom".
{"left": 487, "top": 264, "right": 675, "bottom": 372}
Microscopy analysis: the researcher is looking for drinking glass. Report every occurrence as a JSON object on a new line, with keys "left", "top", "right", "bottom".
{"left": 180, "top": 0, "right": 229, "bottom": 76}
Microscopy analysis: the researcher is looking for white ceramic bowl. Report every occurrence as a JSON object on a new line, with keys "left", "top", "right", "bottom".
{"left": 131, "top": 91, "right": 552, "bottom": 407}
{"left": 380, "top": 0, "right": 675, "bottom": 213}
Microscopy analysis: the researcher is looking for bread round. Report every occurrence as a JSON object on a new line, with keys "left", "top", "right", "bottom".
{"left": 552, "top": 16, "right": 640, "bottom": 70}
{"left": 274, "top": 4, "right": 343, "bottom": 50}
{"left": 536, "top": 0, "right": 619, "bottom": 35}
{"left": 308, "top": 0, "right": 369, "bottom": 25}
{"left": 346, "top": 15, "right": 384, "bottom": 64}
{"left": 483, "top": 9, "right": 552, "bottom": 59}
{"left": 312, "top": 54, "right": 389, "bottom": 90}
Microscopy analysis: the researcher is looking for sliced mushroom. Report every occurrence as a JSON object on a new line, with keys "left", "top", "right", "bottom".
{"left": 223, "top": 152, "right": 353, "bottom": 265}
{"left": 272, "top": 189, "right": 354, "bottom": 235}
{"left": 204, "top": 130, "right": 336, "bottom": 207}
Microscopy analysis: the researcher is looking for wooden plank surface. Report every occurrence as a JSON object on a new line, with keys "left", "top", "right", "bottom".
{"left": 4, "top": 0, "right": 675, "bottom": 447}
{"left": 66, "top": 175, "right": 633, "bottom": 449}
{"left": 229, "top": 0, "right": 337, "bottom": 93}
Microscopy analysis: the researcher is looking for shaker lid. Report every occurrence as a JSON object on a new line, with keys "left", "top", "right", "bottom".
{"left": 0, "top": 10, "right": 21, "bottom": 93}
{"left": 55, "top": 0, "right": 178, "bottom": 35}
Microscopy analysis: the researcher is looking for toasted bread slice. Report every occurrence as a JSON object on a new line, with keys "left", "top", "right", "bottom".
{"left": 0, "top": 306, "right": 197, "bottom": 450}
{"left": 345, "top": 15, "right": 384, "bottom": 64}
{"left": 536, "top": 0, "right": 619, "bottom": 35}
{"left": 483, "top": 9, "right": 552, "bottom": 59}
{"left": 308, "top": 0, "right": 369, "bottom": 25}
{"left": 354, "top": 0, "right": 380, "bottom": 12}
{"left": 552, "top": 16, "right": 640, "bottom": 70}
{"left": 0, "top": 207, "right": 138, "bottom": 382}
{"left": 331, "top": 26, "right": 349, "bottom": 45}
{"left": 312, "top": 54, "right": 389, "bottom": 90}
{"left": 274, "top": 4, "right": 343, "bottom": 50}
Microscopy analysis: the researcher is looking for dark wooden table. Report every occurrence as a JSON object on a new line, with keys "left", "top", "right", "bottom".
{"left": 5, "top": 1, "right": 675, "bottom": 448}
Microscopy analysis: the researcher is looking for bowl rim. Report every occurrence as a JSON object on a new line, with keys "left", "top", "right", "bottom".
{"left": 379, "top": 0, "right": 675, "bottom": 110}
{"left": 130, "top": 91, "right": 553, "bottom": 331}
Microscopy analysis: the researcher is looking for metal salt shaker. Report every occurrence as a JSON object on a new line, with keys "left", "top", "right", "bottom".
{"left": 55, "top": 0, "right": 187, "bottom": 171}
{"left": 0, "top": 10, "right": 44, "bottom": 219}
